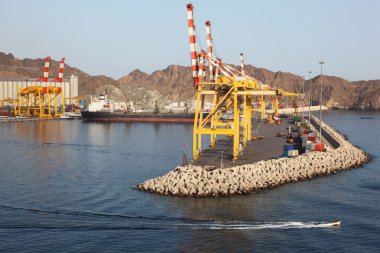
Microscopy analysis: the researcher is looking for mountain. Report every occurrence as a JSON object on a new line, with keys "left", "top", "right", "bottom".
{"left": 1, "top": 52, "right": 379, "bottom": 110}
{"left": 119, "top": 65, "right": 379, "bottom": 110}
{"left": 352, "top": 80, "right": 380, "bottom": 110}
{"left": 118, "top": 65, "right": 194, "bottom": 103}
{"left": 0, "top": 52, "right": 125, "bottom": 101}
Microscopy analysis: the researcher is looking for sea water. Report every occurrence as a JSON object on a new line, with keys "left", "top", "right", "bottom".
{"left": 0, "top": 111, "right": 379, "bottom": 252}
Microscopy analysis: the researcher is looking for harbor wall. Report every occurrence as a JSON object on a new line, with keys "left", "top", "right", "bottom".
{"left": 137, "top": 115, "right": 369, "bottom": 197}
{"left": 309, "top": 116, "right": 341, "bottom": 149}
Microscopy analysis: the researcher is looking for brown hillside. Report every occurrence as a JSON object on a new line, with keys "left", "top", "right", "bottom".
{"left": 1, "top": 52, "right": 379, "bottom": 110}
{"left": 0, "top": 52, "right": 122, "bottom": 99}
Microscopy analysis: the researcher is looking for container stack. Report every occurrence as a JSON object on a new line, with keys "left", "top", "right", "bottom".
{"left": 302, "top": 133, "right": 314, "bottom": 152}
{"left": 283, "top": 144, "right": 299, "bottom": 157}
{"left": 293, "top": 114, "right": 326, "bottom": 154}
{"left": 310, "top": 141, "right": 324, "bottom": 152}
{"left": 301, "top": 131, "right": 325, "bottom": 153}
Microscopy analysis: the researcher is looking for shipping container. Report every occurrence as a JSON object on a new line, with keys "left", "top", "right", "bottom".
{"left": 284, "top": 144, "right": 295, "bottom": 151}
{"left": 315, "top": 143, "right": 324, "bottom": 151}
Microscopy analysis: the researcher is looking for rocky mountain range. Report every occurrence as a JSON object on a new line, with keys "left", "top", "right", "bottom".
{"left": 1, "top": 52, "right": 379, "bottom": 110}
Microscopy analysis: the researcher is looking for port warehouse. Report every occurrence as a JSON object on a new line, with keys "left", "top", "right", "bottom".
{"left": 0, "top": 75, "right": 78, "bottom": 105}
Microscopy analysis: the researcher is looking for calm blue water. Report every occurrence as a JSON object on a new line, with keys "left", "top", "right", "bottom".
{"left": 0, "top": 111, "right": 379, "bottom": 252}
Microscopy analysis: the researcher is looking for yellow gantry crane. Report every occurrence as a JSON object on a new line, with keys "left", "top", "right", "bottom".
{"left": 193, "top": 75, "right": 301, "bottom": 160}
{"left": 186, "top": 3, "right": 302, "bottom": 161}
{"left": 15, "top": 56, "right": 66, "bottom": 118}
{"left": 17, "top": 86, "right": 64, "bottom": 118}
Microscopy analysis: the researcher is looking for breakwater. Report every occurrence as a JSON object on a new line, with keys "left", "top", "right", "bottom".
{"left": 137, "top": 115, "right": 369, "bottom": 197}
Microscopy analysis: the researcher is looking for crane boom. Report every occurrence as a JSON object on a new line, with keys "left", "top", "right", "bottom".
{"left": 186, "top": 3, "right": 199, "bottom": 88}
{"left": 39, "top": 56, "right": 51, "bottom": 83}
{"left": 240, "top": 53, "right": 245, "bottom": 76}
{"left": 205, "top": 21, "right": 214, "bottom": 81}
{"left": 187, "top": 3, "right": 303, "bottom": 161}
{"left": 56, "top": 58, "right": 65, "bottom": 83}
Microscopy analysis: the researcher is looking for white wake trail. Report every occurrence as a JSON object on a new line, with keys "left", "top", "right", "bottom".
{"left": 171, "top": 221, "right": 341, "bottom": 230}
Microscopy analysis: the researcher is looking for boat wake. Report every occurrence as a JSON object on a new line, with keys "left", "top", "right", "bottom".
{"left": 0, "top": 221, "right": 340, "bottom": 231}
{"left": 181, "top": 221, "right": 341, "bottom": 230}
{"left": 0, "top": 204, "right": 213, "bottom": 222}
{"left": 0, "top": 204, "right": 340, "bottom": 230}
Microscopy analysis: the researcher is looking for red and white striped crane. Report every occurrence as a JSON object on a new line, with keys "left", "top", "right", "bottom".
{"left": 39, "top": 56, "right": 51, "bottom": 83}
{"left": 205, "top": 20, "right": 214, "bottom": 81}
{"left": 186, "top": 3, "right": 303, "bottom": 161}
{"left": 198, "top": 51, "right": 206, "bottom": 83}
{"left": 53, "top": 58, "right": 65, "bottom": 83}
{"left": 186, "top": 3, "right": 199, "bottom": 88}
{"left": 186, "top": 4, "right": 271, "bottom": 89}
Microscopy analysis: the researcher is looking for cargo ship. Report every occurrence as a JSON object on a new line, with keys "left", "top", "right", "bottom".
{"left": 81, "top": 111, "right": 198, "bottom": 123}
{"left": 80, "top": 94, "right": 202, "bottom": 123}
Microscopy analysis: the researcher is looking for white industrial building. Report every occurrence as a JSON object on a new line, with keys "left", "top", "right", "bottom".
{"left": 0, "top": 75, "right": 78, "bottom": 105}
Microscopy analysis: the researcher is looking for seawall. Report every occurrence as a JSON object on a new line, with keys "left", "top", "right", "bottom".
{"left": 137, "top": 115, "right": 369, "bottom": 197}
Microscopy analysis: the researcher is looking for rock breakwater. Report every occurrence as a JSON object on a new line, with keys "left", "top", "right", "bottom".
{"left": 137, "top": 116, "right": 369, "bottom": 197}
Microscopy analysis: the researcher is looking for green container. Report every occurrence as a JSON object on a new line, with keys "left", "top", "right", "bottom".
{"left": 294, "top": 115, "right": 302, "bottom": 122}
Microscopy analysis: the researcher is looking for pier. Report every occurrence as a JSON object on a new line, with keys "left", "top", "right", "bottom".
{"left": 0, "top": 116, "right": 43, "bottom": 123}
{"left": 0, "top": 116, "right": 77, "bottom": 123}
{"left": 137, "top": 115, "right": 369, "bottom": 197}
{"left": 136, "top": 3, "right": 369, "bottom": 197}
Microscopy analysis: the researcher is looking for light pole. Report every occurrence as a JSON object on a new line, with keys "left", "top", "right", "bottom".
{"left": 308, "top": 71, "right": 312, "bottom": 123}
{"left": 301, "top": 76, "right": 305, "bottom": 117}
{"left": 319, "top": 61, "right": 324, "bottom": 142}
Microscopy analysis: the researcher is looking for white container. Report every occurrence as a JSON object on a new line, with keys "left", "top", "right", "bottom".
{"left": 288, "top": 150, "right": 299, "bottom": 157}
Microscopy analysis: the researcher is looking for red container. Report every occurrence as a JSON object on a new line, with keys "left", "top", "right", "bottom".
{"left": 315, "top": 143, "right": 324, "bottom": 151}
{"left": 307, "top": 136, "right": 316, "bottom": 142}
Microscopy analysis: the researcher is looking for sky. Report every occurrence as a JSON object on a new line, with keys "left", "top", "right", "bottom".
{"left": 0, "top": 0, "right": 379, "bottom": 81}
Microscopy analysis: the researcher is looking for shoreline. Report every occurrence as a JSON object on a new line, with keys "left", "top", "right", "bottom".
{"left": 137, "top": 115, "right": 370, "bottom": 197}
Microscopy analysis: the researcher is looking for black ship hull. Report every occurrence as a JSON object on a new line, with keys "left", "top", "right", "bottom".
{"left": 81, "top": 111, "right": 200, "bottom": 123}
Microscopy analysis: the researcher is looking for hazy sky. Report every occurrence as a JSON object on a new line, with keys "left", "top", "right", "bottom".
{"left": 1, "top": 0, "right": 379, "bottom": 81}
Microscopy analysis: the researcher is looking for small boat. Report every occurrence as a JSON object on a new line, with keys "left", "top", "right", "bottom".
{"left": 60, "top": 115, "right": 74, "bottom": 120}
{"left": 317, "top": 220, "right": 341, "bottom": 227}
{"left": 360, "top": 116, "right": 374, "bottom": 119}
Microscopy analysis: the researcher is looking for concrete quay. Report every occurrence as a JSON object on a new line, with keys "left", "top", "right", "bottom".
{"left": 137, "top": 115, "right": 369, "bottom": 197}
{"left": 0, "top": 116, "right": 41, "bottom": 123}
